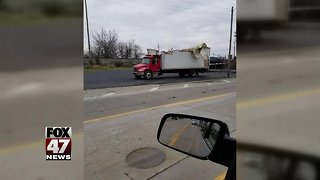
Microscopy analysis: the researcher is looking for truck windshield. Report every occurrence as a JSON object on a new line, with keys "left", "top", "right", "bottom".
{"left": 141, "top": 58, "right": 151, "bottom": 64}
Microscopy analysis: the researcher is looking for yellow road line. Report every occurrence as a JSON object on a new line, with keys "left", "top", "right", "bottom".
{"left": 0, "top": 93, "right": 232, "bottom": 155}
{"left": 240, "top": 46, "right": 320, "bottom": 57}
{"left": 84, "top": 92, "right": 234, "bottom": 124}
{"left": 238, "top": 87, "right": 320, "bottom": 110}
{"left": 168, "top": 123, "right": 191, "bottom": 147}
{"left": 0, "top": 133, "right": 83, "bottom": 155}
{"left": 0, "top": 140, "right": 42, "bottom": 155}
{"left": 214, "top": 171, "right": 227, "bottom": 180}
{"left": 2, "top": 86, "right": 319, "bottom": 155}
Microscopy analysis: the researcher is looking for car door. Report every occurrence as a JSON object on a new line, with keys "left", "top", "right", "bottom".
{"left": 150, "top": 57, "right": 160, "bottom": 73}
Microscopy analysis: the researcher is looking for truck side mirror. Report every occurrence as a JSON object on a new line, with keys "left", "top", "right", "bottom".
{"left": 157, "top": 113, "right": 230, "bottom": 160}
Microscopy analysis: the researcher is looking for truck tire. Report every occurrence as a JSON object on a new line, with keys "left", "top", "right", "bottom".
{"left": 195, "top": 71, "right": 199, "bottom": 76}
{"left": 178, "top": 71, "right": 186, "bottom": 77}
{"left": 188, "top": 70, "right": 196, "bottom": 77}
{"left": 144, "top": 70, "right": 153, "bottom": 79}
{"left": 135, "top": 75, "right": 141, "bottom": 79}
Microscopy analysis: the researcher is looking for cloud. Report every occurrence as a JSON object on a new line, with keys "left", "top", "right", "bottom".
{"left": 84, "top": 0, "right": 236, "bottom": 56}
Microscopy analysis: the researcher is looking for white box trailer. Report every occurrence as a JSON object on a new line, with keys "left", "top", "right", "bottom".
{"left": 161, "top": 48, "right": 210, "bottom": 70}
{"left": 238, "top": 0, "right": 289, "bottom": 22}
{"left": 238, "top": 0, "right": 289, "bottom": 40}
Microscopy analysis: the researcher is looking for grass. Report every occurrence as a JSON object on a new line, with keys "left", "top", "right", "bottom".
{"left": 0, "top": 11, "right": 81, "bottom": 26}
{"left": 0, "top": 0, "right": 81, "bottom": 26}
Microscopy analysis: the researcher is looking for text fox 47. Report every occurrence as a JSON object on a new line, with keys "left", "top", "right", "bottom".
{"left": 45, "top": 127, "right": 72, "bottom": 160}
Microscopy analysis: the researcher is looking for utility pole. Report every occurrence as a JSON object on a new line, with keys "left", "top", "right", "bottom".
{"left": 233, "top": 41, "right": 236, "bottom": 58}
{"left": 85, "top": 0, "right": 92, "bottom": 60}
{"left": 234, "top": 32, "right": 236, "bottom": 58}
{"left": 227, "top": 6, "right": 234, "bottom": 78}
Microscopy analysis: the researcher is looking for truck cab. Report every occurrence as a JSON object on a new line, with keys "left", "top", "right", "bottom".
{"left": 133, "top": 55, "right": 161, "bottom": 79}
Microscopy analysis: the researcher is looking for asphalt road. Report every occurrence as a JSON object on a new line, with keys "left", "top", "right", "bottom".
{"left": 0, "top": 21, "right": 83, "bottom": 180}
{"left": 84, "top": 69, "right": 235, "bottom": 89}
{"left": 84, "top": 80, "right": 236, "bottom": 180}
{"left": 237, "top": 23, "right": 320, "bottom": 179}
{"left": 159, "top": 120, "right": 211, "bottom": 158}
{"left": 0, "top": 20, "right": 82, "bottom": 72}
{"left": 239, "top": 22, "right": 320, "bottom": 53}
{"left": 0, "top": 67, "right": 84, "bottom": 180}
{"left": 84, "top": 79, "right": 235, "bottom": 119}
{"left": 237, "top": 47, "right": 320, "bottom": 179}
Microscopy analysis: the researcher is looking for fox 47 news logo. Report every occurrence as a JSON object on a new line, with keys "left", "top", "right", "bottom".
{"left": 45, "top": 127, "right": 72, "bottom": 160}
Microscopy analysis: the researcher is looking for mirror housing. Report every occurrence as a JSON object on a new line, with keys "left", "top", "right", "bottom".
{"left": 238, "top": 143, "right": 320, "bottom": 180}
{"left": 157, "top": 113, "right": 231, "bottom": 161}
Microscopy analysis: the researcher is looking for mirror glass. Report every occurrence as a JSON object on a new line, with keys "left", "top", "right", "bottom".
{"left": 159, "top": 115, "right": 221, "bottom": 158}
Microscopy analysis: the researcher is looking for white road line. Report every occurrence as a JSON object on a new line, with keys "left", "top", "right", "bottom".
{"left": 101, "top": 93, "right": 115, "bottom": 98}
{"left": 84, "top": 80, "right": 236, "bottom": 101}
{"left": 150, "top": 87, "right": 159, "bottom": 91}
{"left": 83, "top": 97, "right": 91, "bottom": 101}
{"left": 84, "top": 93, "right": 115, "bottom": 101}
{"left": 84, "top": 97, "right": 98, "bottom": 101}
{"left": 84, "top": 97, "right": 97, "bottom": 101}
{"left": 105, "top": 92, "right": 115, "bottom": 96}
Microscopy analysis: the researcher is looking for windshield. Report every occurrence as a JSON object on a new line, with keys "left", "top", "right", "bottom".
{"left": 141, "top": 58, "right": 151, "bottom": 64}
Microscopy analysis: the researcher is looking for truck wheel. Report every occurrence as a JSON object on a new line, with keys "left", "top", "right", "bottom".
{"left": 188, "top": 70, "right": 196, "bottom": 77}
{"left": 195, "top": 71, "right": 199, "bottom": 76}
{"left": 135, "top": 75, "right": 141, "bottom": 79}
{"left": 144, "top": 70, "right": 153, "bottom": 79}
{"left": 178, "top": 71, "right": 185, "bottom": 77}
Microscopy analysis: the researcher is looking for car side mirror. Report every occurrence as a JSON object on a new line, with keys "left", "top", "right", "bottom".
{"left": 157, "top": 113, "right": 230, "bottom": 160}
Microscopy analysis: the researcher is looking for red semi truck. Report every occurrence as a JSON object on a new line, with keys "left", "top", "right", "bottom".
{"left": 132, "top": 43, "right": 210, "bottom": 79}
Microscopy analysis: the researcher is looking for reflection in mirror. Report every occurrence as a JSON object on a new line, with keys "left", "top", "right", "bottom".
{"left": 159, "top": 115, "right": 220, "bottom": 158}
{"left": 238, "top": 149, "right": 318, "bottom": 180}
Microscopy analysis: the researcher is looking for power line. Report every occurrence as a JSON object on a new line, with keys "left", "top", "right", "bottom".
{"left": 109, "top": 1, "right": 230, "bottom": 21}
{"left": 138, "top": 1, "right": 227, "bottom": 13}
{"left": 178, "top": 0, "right": 231, "bottom": 10}
{"left": 114, "top": 0, "right": 230, "bottom": 18}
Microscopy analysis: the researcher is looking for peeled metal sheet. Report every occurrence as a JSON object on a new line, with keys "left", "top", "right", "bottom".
{"left": 181, "top": 43, "right": 210, "bottom": 68}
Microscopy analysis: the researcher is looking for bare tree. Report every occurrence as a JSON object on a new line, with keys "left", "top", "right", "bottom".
{"left": 117, "top": 41, "right": 126, "bottom": 58}
{"left": 105, "top": 29, "right": 118, "bottom": 58}
{"left": 133, "top": 44, "right": 142, "bottom": 58}
{"left": 92, "top": 28, "right": 118, "bottom": 58}
{"left": 91, "top": 28, "right": 142, "bottom": 60}
{"left": 123, "top": 40, "right": 134, "bottom": 58}
{"left": 92, "top": 28, "right": 106, "bottom": 58}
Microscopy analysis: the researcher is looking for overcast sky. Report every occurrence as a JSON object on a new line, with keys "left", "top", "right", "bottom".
{"left": 84, "top": 0, "right": 236, "bottom": 57}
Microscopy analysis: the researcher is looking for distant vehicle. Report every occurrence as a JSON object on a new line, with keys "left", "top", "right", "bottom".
{"left": 132, "top": 43, "right": 210, "bottom": 79}
{"left": 238, "top": 0, "right": 289, "bottom": 40}
{"left": 191, "top": 120, "right": 199, "bottom": 126}
{"left": 289, "top": 0, "right": 320, "bottom": 21}
{"left": 209, "top": 56, "right": 226, "bottom": 69}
